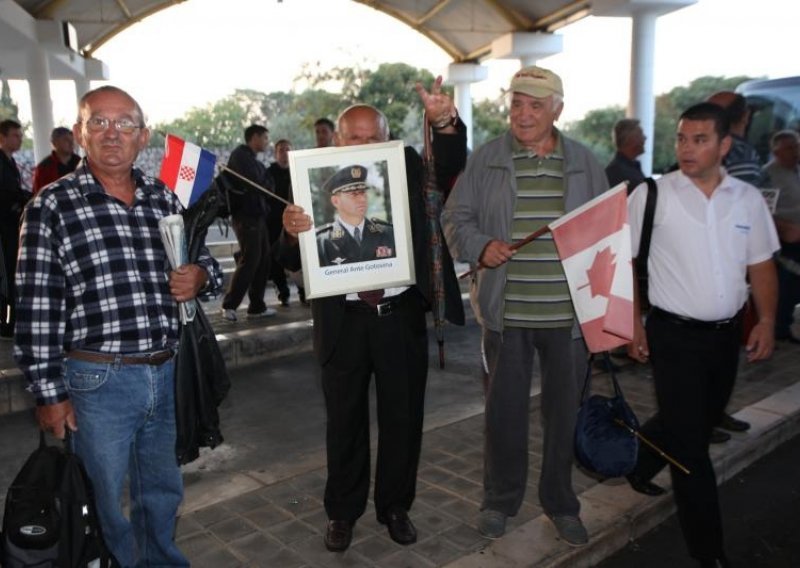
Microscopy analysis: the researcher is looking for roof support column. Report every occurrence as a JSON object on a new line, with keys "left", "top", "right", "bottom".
{"left": 74, "top": 76, "right": 91, "bottom": 105}
{"left": 593, "top": 0, "right": 697, "bottom": 175}
{"left": 445, "top": 63, "right": 488, "bottom": 149}
{"left": 27, "top": 46, "right": 54, "bottom": 162}
{"left": 489, "top": 32, "right": 563, "bottom": 69}
{"left": 629, "top": 10, "right": 657, "bottom": 175}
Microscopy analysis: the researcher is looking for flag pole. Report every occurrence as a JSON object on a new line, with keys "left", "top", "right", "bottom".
{"left": 613, "top": 418, "right": 691, "bottom": 475}
{"left": 458, "top": 224, "right": 551, "bottom": 280}
{"left": 218, "top": 164, "right": 292, "bottom": 206}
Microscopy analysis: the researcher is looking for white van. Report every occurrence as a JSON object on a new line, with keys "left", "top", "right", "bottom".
{"left": 737, "top": 76, "right": 800, "bottom": 163}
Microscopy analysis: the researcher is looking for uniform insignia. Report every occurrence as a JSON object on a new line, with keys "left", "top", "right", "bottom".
{"left": 367, "top": 219, "right": 384, "bottom": 233}
{"left": 351, "top": 166, "right": 362, "bottom": 179}
{"left": 331, "top": 224, "right": 345, "bottom": 239}
{"left": 332, "top": 257, "right": 346, "bottom": 265}
{"left": 375, "top": 246, "right": 393, "bottom": 258}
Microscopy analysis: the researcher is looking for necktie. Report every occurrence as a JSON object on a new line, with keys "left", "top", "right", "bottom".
{"left": 352, "top": 227, "right": 384, "bottom": 307}
{"left": 358, "top": 288, "right": 385, "bottom": 307}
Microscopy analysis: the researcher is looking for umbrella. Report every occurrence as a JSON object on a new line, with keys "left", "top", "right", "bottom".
{"left": 174, "top": 183, "right": 231, "bottom": 465}
{"left": 422, "top": 113, "right": 448, "bottom": 369}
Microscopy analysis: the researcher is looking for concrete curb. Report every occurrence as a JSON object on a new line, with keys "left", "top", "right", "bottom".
{"left": 445, "top": 381, "right": 800, "bottom": 567}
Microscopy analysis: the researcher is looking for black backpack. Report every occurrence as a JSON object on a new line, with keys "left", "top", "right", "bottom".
{"left": 1, "top": 431, "right": 115, "bottom": 568}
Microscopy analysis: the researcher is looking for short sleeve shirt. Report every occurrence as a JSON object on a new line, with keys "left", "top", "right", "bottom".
{"left": 628, "top": 169, "right": 779, "bottom": 321}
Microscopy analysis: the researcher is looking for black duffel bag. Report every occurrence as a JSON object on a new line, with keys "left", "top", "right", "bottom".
{"left": 574, "top": 355, "right": 639, "bottom": 478}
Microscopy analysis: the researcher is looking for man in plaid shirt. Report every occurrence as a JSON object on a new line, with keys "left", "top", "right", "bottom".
{"left": 13, "top": 85, "right": 222, "bottom": 567}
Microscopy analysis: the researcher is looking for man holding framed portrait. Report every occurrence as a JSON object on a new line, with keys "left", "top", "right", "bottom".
{"left": 280, "top": 77, "right": 466, "bottom": 553}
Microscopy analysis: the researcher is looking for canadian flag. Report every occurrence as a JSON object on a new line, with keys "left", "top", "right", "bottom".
{"left": 549, "top": 183, "right": 633, "bottom": 353}
{"left": 159, "top": 135, "right": 217, "bottom": 207}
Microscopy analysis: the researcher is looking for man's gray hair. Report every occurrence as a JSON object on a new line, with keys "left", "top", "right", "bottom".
{"left": 770, "top": 129, "right": 800, "bottom": 149}
{"left": 612, "top": 118, "right": 641, "bottom": 149}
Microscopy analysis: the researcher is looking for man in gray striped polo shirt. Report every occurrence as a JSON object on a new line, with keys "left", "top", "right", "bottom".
{"left": 442, "top": 66, "right": 608, "bottom": 546}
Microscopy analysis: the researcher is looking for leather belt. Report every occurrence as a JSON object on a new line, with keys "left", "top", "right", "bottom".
{"left": 650, "top": 307, "right": 743, "bottom": 331}
{"left": 345, "top": 289, "right": 412, "bottom": 317}
{"left": 67, "top": 349, "right": 174, "bottom": 366}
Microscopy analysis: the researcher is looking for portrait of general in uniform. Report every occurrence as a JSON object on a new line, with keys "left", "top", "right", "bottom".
{"left": 316, "top": 164, "right": 396, "bottom": 266}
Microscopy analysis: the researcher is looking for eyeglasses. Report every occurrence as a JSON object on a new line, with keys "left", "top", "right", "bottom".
{"left": 83, "top": 116, "right": 143, "bottom": 134}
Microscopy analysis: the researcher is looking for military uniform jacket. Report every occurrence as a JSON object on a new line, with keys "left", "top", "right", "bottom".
{"left": 317, "top": 218, "right": 395, "bottom": 266}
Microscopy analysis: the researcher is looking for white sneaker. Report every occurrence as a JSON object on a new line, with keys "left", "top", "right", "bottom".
{"left": 247, "top": 307, "right": 277, "bottom": 318}
{"left": 222, "top": 308, "right": 238, "bottom": 322}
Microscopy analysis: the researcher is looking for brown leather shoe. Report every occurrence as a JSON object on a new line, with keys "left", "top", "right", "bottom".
{"left": 324, "top": 520, "right": 353, "bottom": 552}
{"left": 378, "top": 507, "right": 417, "bottom": 545}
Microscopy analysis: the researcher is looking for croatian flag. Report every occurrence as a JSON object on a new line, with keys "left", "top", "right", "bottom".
{"left": 549, "top": 183, "right": 634, "bottom": 353}
{"left": 159, "top": 135, "right": 216, "bottom": 207}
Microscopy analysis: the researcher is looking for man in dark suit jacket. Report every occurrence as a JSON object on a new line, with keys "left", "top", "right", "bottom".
{"left": 280, "top": 79, "right": 466, "bottom": 552}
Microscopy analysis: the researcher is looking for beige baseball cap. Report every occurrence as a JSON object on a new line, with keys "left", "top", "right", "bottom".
{"left": 510, "top": 66, "right": 563, "bottom": 98}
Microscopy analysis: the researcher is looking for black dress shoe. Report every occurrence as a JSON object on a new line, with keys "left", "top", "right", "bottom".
{"left": 718, "top": 412, "right": 750, "bottom": 432}
{"left": 378, "top": 507, "right": 417, "bottom": 545}
{"left": 698, "top": 553, "right": 731, "bottom": 567}
{"left": 626, "top": 474, "right": 667, "bottom": 496}
{"left": 710, "top": 428, "right": 731, "bottom": 444}
{"left": 324, "top": 520, "right": 353, "bottom": 552}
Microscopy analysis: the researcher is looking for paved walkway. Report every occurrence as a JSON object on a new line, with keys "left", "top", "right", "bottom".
{"left": 1, "top": 295, "right": 799, "bottom": 567}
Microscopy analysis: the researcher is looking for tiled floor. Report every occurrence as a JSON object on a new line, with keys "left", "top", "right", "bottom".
{"left": 174, "top": 342, "right": 800, "bottom": 567}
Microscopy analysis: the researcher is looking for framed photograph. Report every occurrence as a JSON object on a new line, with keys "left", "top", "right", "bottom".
{"left": 288, "top": 140, "right": 415, "bottom": 299}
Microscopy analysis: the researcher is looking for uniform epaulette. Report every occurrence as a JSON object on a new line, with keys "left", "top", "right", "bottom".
{"left": 368, "top": 218, "right": 391, "bottom": 233}
{"left": 316, "top": 222, "right": 335, "bottom": 235}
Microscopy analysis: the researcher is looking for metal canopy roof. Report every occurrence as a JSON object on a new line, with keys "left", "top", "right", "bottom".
{"left": 13, "top": 0, "right": 590, "bottom": 60}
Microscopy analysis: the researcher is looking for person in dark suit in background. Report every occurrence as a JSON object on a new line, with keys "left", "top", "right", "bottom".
{"left": 267, "top": 138, "right": 294, "bottom": 306}
{"left": 280, "top": 77, "right": 466, "bottom": 552}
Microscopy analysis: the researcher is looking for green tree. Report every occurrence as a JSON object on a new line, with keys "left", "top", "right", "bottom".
{"left": 561, "top": 75, "right": 761, "bottom": 173}
{"left": 0, "top": 79, "right": 19, "bottom": 121}
{"left": 357, "top": 63, "right": 436, "bottom": 141}
{"left": 472, "top": 97, "right": 508, "bottom": 148}
{"left": 152, "top": 89, "right": 270, "bottom": 149}
{"left": 564, "top": 106, "right": 625, "bottom": 166}
{"left": 298, "top": 61, "right": 438, "bottom": 143}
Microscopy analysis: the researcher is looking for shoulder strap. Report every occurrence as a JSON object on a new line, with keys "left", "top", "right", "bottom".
{"left": 635, "top": 177, "right": 658, "bottom": 277}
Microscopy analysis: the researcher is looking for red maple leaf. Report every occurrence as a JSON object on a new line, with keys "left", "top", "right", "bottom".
{"left": 578, "top": 246, "right": 616, "bottom": 298}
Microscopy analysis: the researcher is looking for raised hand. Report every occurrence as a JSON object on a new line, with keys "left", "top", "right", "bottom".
{"left": 415, "top": 76, "right": 457, "bottom": 131}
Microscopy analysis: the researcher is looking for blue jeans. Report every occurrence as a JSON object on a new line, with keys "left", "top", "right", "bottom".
{"left": 64, "top": 355, "right": 188, "bottom": 568}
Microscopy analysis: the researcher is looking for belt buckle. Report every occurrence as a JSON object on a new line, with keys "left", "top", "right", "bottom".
{"left": 376, "top": 301, "right": 393, "bottom": 317}
{"left": 146, "top": 350, "right": 167, "bottom": 365}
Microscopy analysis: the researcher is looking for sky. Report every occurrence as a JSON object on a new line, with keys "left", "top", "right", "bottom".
{"left": 8, "top": 0, "right": 800, "bottom": 129}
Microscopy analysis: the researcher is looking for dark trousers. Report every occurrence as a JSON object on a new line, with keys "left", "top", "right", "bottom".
{"left": 321, "top": 292, "right": 428, "bottom": 522}
{"left": 222, "top": 217, "right": 270, "bottom": 313}
{"left": 481, "top": 327, "right": 586, "bottom": 517}
{"left": 269, "top": 244, "right": 290, "bottom": 301}
{"left": 632, "top": 309, "right": 742, "bottom": 562}
{"left": 776, "top": 261, "right": 800, "bottom": 339}
{"left": 0, "top": 223, "right": 19, "bottom": 336}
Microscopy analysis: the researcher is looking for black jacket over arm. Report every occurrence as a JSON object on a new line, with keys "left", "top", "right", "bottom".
{"left": 279, "top": 124, "right": 467, "bottom": 365}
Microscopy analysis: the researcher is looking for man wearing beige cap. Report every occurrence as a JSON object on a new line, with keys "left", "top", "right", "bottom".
{"left": 442, "top": 66, "right": 608, "bottom": 546}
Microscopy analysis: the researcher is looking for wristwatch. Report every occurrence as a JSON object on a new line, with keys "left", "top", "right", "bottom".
{"left": 431, "top": 109, "right": 459, "bottom": 130}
